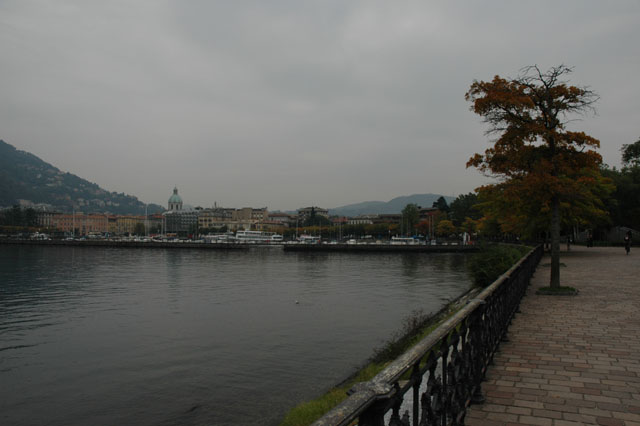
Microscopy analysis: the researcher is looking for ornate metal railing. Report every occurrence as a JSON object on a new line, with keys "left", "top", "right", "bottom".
{"left": 313, "top": 245, "right": 543, "bottom": 426}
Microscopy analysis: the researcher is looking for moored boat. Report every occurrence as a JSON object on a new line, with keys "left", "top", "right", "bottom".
{"left": 235, "top": 230, "right": 283, "bottom": 243}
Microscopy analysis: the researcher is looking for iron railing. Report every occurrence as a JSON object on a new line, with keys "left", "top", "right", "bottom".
{"left": 313, "top": 245, "right": 543, "bottom": 426}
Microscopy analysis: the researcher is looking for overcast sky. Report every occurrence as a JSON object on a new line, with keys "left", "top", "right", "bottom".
{"left": 1, "top": 1, "right": 638, "bottom": 211}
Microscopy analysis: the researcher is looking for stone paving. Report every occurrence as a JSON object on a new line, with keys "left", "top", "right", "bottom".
{"left": 466, "top": 246, "right": 640, "bottom": 426}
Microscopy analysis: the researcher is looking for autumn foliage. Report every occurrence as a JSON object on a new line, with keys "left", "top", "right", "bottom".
{"left": 466, "top": 65, "right": 611, "bottom": 287}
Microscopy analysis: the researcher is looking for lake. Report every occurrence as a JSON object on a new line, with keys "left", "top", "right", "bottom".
{"left": 0, "top": 245, "right": 472, "bottom": 425}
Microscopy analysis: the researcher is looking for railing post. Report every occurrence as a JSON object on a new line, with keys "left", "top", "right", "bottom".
{"left": 352, "top": 381, "right": 394, "bottom": 426}
{"left": 411, "top": 362, "right": 422, "bottom": 426}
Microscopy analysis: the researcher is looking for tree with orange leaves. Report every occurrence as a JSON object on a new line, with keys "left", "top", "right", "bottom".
{"left": 466, "top": 65, "right": 610, "bottom": 289}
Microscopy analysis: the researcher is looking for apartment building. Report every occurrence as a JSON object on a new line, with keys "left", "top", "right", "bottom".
{"left": 51, "top": 212, "right": 109, "bottom": 235}
{"left": 297, "top": 206, "right": 329, "bottom": 223}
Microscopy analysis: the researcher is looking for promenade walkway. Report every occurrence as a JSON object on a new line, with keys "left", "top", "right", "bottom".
{"left": 466, "top": 246, "right": 640, "bottom": 426}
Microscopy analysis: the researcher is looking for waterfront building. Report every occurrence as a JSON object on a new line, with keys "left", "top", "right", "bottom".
{"left": 108, "top": 216, "right": 118, "bottom": 235}
{"left": 232, "top": 207, "right": 268, "bottom": 222}
{"left": 331, "top": 216, "right": 348, "bottom": 226}
{"left": 162, "top": 187, "right": 197, "bottom": 236}
{"left": 198, "top": 207, "right": 233, "bottom": 230}
{"left": 147, "top": 214, "right": 163, "bottom": 234}
{"left": 36, "top": 210, "right": 58, "bottom": 229}
{"left": 373, "top": 214, "right": 402, "bottom": 225}
{"left": 51, "top": 212, "right": 109, "bottom": 235}
{"left": 198, "top": 206, "right": 270, "bottom": 232}
{"left": 269, "top": 212, "right": 295, "bottom": 227}
{"left": 168, "top": 187, "right": 183, "bottom": 211}
{"left": 418, "top": 207, "right": 439, "bottom": 220}
{"left": 164, "top": 210, "right": 198, "bottom": 235}
{"left": 113, "top": 215, "right": 146, "bottom": 235}
{"left": 254, "top": 220, "right": 285, "bottom": 232}
{"left": 348, "top": 214, "right": 376, "bottom": 225}
{"left": 297, "top": 206, "right": 329, "bottom": 223}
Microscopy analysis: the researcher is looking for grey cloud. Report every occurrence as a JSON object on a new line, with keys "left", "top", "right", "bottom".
{"left": 1, "top": 1, "right": 639, "bottom": 210}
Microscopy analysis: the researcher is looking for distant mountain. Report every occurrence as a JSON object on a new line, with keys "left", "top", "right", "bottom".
{"left": 0, "top": 140, "right": 163, "bottom": 214}
{"left": 329, "top": 193, "right": 455, "bottom": 217}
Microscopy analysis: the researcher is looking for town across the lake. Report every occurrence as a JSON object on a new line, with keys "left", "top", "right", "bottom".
{"left": 16, "top": 186, "right": 458, "bottom": 244}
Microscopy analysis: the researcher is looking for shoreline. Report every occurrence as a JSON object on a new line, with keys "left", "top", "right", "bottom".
{"left": 0, "top": 238, "right": 248, "bottom": 250}
{"left": 1, "top": 238, "right": 479, "bottom": 253}
{"left": 283, "top": 243, "right": 478, "bottom": 253}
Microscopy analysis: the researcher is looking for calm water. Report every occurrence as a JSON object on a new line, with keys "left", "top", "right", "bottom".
{"left": 0, "top": 245, "right": 472, "bottom": 426}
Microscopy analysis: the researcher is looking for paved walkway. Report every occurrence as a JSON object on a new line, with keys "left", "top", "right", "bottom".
{"left": 466, "top": 246, "right": 640, "bottom": 426}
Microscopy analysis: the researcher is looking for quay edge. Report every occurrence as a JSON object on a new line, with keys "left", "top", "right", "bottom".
{"left": 283, "top": 243, "right": 479, "bottom": 253}
{"left": 0, "top": 239, "right": 249, "bottom": 250}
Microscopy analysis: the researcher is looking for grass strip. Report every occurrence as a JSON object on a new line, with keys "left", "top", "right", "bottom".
{"left": 281, "top": 244, "right": 531, "bottom": 425}
{"left": 279, "top": 295, "right": 476, "bottom": 426}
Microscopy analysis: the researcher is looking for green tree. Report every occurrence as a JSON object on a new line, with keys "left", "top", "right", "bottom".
{"left": 432, "top": 196, "right": 450, "bottom": 213}
{"left": 466, "top": 65, "right": 606, "bottom": 288}
{"left": 8, "top": 205, "right": 23, "bottom": 226}
{"left": 133, "top": 222, "right": 146, "bottom": 235}
{"left": 416, "top": 219, "right": 430, "bottom": 236}
{"left": 477, "top": 215, "right": 501, "bottom": 238}
{"left": 24, "top": 208, "right": 38, "bottom": 227}
{"left": 602, "top": 142, "right": 640, "bottom": 230}
{"left": 401, "top": 203, "right": 419, "bottom": 235}
{"left": 461, "top": 217, "right": 478, "bottom": 235}
{"left": 436, "top": 219, "right": 456, "bottom": 236}
{"left": 622, "top": 138, "right": 640, "bottom": 167}
{"left": 449, "top": 193, "right": 480, "bottom": 226}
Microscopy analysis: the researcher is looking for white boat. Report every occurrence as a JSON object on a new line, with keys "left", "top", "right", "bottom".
{"left": 298, "top": 234, "right": 320, "bottom": 244}
{"left": 235, "top": 230, "right": 283, "bottom": 243}
{"left": 390, "top": 236, "right": 419, "bottom": 245}
{"left": 203, "top": 232, "right": 236, "bottom": 243}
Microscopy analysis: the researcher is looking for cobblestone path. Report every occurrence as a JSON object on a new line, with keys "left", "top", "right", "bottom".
{"left": 466, "top": 246, "right": 640, "bottom": 426}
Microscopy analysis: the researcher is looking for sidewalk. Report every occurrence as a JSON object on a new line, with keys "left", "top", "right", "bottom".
{"left": 466, "top": 246, "right": 640, "bottom": 426}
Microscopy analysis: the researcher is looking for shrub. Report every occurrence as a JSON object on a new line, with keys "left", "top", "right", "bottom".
{"left": 370, "top": 309, "right": 433, "bottom": 363}
{"left": 468, "top": 244, "right": 529, "bottom": 287}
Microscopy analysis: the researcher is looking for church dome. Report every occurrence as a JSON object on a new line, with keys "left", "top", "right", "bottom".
{"left": 168, "top": 187, "right": 183, "bottom": 211}
{"left": 168, "top": 187, "right": 182, "bottom": 204}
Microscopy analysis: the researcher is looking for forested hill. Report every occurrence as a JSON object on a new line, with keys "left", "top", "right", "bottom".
{"left": 0, "top": 140, "right": 163, "bottom": 214}
{"left": 329, "top": 193, "right": 454, "bottom": 216}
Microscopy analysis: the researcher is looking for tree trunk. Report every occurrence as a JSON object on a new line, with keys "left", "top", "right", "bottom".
{"left": 550, "top": 195, "right": 561, "bottom": 288}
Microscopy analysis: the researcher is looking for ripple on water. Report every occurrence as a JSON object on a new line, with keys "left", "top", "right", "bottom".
{"left": 0, "top": 245, "right": 472, "bottom": 426}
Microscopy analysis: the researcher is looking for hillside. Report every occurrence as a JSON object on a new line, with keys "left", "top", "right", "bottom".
{"left": 0, "top": 140, "right": 163, "bottom": 214}
{"left": 329, "top": 193, "right": 454, "bottom": 216}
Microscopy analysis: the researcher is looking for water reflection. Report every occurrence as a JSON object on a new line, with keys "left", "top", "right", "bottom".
{"left": 400, "top": 253, "right": 420, "bottom": 278}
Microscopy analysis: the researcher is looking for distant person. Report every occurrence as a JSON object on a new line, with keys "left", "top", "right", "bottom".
{"left": 587, "top": 231, "right": 593, "bottom": 248}
{"left": 624, "top": 231, "right": 632, "bottom": 255}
